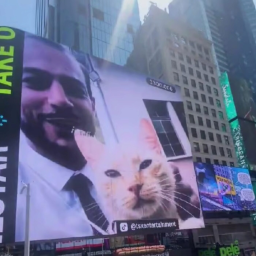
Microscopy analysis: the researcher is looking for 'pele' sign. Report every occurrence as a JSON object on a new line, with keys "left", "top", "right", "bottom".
{"left": 219, "top": 242, "right": 240, "bottom": 256}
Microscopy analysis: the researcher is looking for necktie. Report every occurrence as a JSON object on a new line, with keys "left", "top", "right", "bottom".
{"left": 64, "top": 173, "right": 109, "bottom": 234}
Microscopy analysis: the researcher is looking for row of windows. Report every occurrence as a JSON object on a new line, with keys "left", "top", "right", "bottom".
{"left": 193, "top": 142, "right": 233, "bottom": 158}
{"left": 195, "top": 157, "right": 234, "bottom": 167}
{"left": 186, "top": 102, "right": 227, "bottom": 131}
{"left": 189, "top": 113, "right": 225, "bottom": 128}
{"left": 170, "top": 50, "right": 214, "bottom": 75}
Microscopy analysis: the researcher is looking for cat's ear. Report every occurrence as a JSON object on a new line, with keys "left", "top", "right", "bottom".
{"left": 139, "top": 118, "right": 162, "bottom": 155}
{"left": 74, "top": 130, "right": 104, "bottom": 168}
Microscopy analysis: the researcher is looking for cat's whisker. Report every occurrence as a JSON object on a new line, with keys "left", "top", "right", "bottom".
{"left": 84, "top": 203, "right": 99, "bottom": 212}
{"left": 161, "top": 189, "right": 195, "bottom": 200}
{"left": 171, "top": 195, "right": 200, "bottom": 210}
{"left": 159, "top": 200, "right": 169, "bottom": 213}
{"left": 159, "top": 177, "right": 172, "bottom": 183}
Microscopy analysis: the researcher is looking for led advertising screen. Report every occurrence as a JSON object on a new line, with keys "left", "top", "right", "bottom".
{"left": 0, "top": 27, "right": 204, "bottom": 243}
{"left": 195, "top": 163, "right": 256, "bottom": 211}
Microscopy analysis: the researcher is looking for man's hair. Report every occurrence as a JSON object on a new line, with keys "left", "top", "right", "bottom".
{"left": 24, "top": 33, "right": 93, "bottom": 99}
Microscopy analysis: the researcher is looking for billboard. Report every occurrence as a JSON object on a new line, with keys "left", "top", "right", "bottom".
{"left": 195, "top": 163, "right": 256, "bottom": 211}
{"left": 0, "top": 27, "right": 204, "bottom": 243}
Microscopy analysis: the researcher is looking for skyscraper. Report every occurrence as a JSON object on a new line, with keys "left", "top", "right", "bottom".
{"left": 35, "top": 0, "right": 141, "bottom": 66}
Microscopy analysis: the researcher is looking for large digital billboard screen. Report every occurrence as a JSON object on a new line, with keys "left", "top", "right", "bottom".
{"left": 0, "top": 27, "right": 204, "bottom": 243}
{"left": 195, "top": 163, "right": 256, "bottom": 211}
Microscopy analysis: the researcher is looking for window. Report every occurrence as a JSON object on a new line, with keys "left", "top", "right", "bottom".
{"left": 218, "top": 111, "right": 224, "bottom": 120}
{"left": 93, "top": 8, "right": 104, "bottom": 21}
{"left": 204, "top": 74, "right": 209, "bottom": 82}
{"left": 198, "top": 116, "right": 203, "bottom": 126}
{"left": 214, "top": 121, "right": 219, "bottom": 130}
{"left": 208, "top": 132, "right": 214, "bottom": 141}
{"left": 173, "top": 72, "right": 179, "bottom": 82}
{"left": 195, "top": 103, "right": 201, "bottom": 113}
{"left": 213, "top": 88, "right": 218, "bottom": 96}
{"left": 170, "top": 49, "right": 175, "bottom": 57}
{"left": 194, "top": 142, "right": 200, "bottom": 152}
{"left": 221, "top": 123, "right": 226, "bottom": 132}
{"left": 199, "top": 82, "right": 204, "bottom": 91}
{"left": 178, "top": 52, "right": 184, "bottom": 61}
{"left": 222, "top": 160, "right": 227, "bottom": 166}
{"left": 224, "top": 135, "right": 230, "bottom": 145}
{"left": 211, "top": 77, "right": 216, "bottom": 85}
{"left": 195, "top": 60, "right": 199, "bottom": 67}
{"left": 201, "top": 94, "right": 206, "bottom": 102}
{"left": 206, "top": 119, "right": 211, "bottom": 128}
{"left": 216, "top": 134, "right": 222, "bottom": 143}
{"left": 191, "top": 128, "right": 197, "bottom": 138}
{"left": 197, "top": 44, "right": 202, "bottom": 52}
{"left": 180, "top": 64, "right": 186, "bottom": 72}
{"left": 192, "top": 50, "right": 196, "bottom": 55}
{"left": 214, "top": 159, "right": 219, "bottom": 165}
{"left": 205, "top": 158, "right": 211, "bottom": 164}
{"left": 187, "top": 101, "right": 192, "bottom": 110}
{"left": 211, "top": 145, "right": 217, "bottom": 155}
{"left": 209, "top": 97, "right": 214, "bottom": 105}
{"left": 209, "top": 66, "right": 214, "bottom": 74}
{"left": 183, "top": 76, "right": 188, "bottom": 84}
{"left": 230, "top": 162, "right": 234, "bottom": 167}
{"left": 196, "top": 157, "right": 202, "bottom": 163}
{"left": 189, "top": 41, "right": 195, "bottom": 48}
{"left": 193, "top": 91, "right": 198, "bottom": 100}
{"left": 211, "top": 109, "right": 216, "bottom": 117}
{"left": 127, "top": 24, "right": 134, "bottom": 34}
{"left": 189, "top": 114, "right": 195, "bottom": 124}
{"left": 216, "top": 99, "right": 221, "bottom": 108}
{"left": 186, "top": 56, "right": 192, "bottom": 64}
{"left": 189, "top": 67, "right": 194, "bottom": 75}
{"left": 171, "top": 60, "right": 177, "bottom": 69}
{"left": 202, "top": 63, "right": 206, "bottom": 71}
{"left": 204, "top": 48, "right": 209, "bottom": 55}
{"left": 191, "top": 79, "right": 196, "bottom": 87}
{"left": 196, "top": 70, "right": 202, "bottom": 79}
{"left": 206, "top": 85, "right": 211, "bottom": 94}
{"left": 184, "top": 88, "right": 190, "bottom": 97}
{"left": 204, "top": 106, "right": 209, "bottom": 115}
{"left": 227, "top": 148, "right": 232, "bottom": 158}
{"left": 219, "top": 147, "right": 225, "bottom": 156}
{"left": 200, "top": 130, "right": 206, "bottom": 139}
{"left": 203, "top": 144, "right": 209, "bottom": 153}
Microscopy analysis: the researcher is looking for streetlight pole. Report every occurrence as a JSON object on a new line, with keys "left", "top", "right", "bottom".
{"left": 20, "top": 183, "right": 30, "bottom": 256}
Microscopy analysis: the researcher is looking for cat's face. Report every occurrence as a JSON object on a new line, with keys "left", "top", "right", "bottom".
{"left": 75, "top": 119, "right": 176, "bottom": 220}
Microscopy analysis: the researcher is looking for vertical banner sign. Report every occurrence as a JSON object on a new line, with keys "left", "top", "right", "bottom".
{"left": 219, "top": 72, "right": 237, "bottom": 121}
{"left": 230, "top": 120, "right": 248, "bottom": 169}
{"left": 0, "top": 27, "right": 24, "bottom": 243}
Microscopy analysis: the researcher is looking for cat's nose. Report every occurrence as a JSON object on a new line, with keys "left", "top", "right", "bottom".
{"left": 128, "top": 184, "right": 143, "bottom": 197}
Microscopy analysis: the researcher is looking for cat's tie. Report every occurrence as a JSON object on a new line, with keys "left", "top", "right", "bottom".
{"left": 64, "top": 173, "right": 109, "bottom": 234}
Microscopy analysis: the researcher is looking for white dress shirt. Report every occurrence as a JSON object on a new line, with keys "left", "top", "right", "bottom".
{"left": 15, "top": 132, "right": 96, "bottom": 242}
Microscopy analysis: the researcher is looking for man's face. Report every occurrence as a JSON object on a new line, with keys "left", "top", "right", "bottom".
{"left": 21, "top": 38, "right": 96, "bottom": 152}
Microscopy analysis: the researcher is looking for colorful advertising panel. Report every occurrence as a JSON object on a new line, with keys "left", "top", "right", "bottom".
{"left": 0, "top": 27, "right": 204, "bottom": 244}
{"left": 195, "top": 163, "right": 256, "bottom": 211}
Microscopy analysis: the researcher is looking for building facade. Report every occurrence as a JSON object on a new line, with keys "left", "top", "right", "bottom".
{"left": 127, "top": 5, "right": 237, "bottom": 166}
{"left": 35, "top": 0, "right": 141, "bottom": 66}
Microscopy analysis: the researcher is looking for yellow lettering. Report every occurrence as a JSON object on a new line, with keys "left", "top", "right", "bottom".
{"left": 0, "top": 72, "right": 12, "bottom": 86}
{"left": 0, "top": 46, "right": 14, "bottom": 56}
{"left": 0, "top": 58, "right": 13, "bottom": 71}
{"left": 0, "top": 27, "right": 15, "bottom": 40}
{"left": 0, "top": 89, "right": 11, "bottom": 95}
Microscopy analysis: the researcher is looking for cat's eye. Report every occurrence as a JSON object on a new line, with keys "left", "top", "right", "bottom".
{"left": 105, "top": 169, "right": 121, "bottom": 178}
{"left": 139, "top": 159, "right": 152, "bottom": 170}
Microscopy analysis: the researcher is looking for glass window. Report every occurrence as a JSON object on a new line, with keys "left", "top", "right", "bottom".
{"left": 211, "top": 77, "right": 216, "bottom": 85}
{"left": 216, "top": 99, "right": 221, "bottom": 108}
{"left": 211, "top": 145, "right": 217, "bottom": 155}
{"left": 203, "top": 144, "right": 209, "bottom": 153}
{"left": 186, "top": 56, "right": 192, "bottom": 64}
{"left": 170, "top": 49, "right": 175, "bottom": 57}
{"left": 184, "top": 88, "right": 190, "bottom": 97}
{"left": 199, "top": 82, "right": 204, "bottom": 91}
{"left": 206, "top": 158, "right": 211, "bottom": 164}
{"left": 197, "top": 44, "right": 202, "bottom": 52}
{"left": 214, "top": 121, "right": 219, "bottom": 130}
{"left": 222, "top": 160, "right": 227, "bottom": 166}
{"left": 187, "top": 101, "right": 193, "bottom": 110}
{"left": 181, "top": 64, "right": 186, "bottom": 72}
{"left": 195, "top": 60, "right": 199, "bottom": 67}
{"left": 209, "top": 97, "right": 214, "bottom": 105}
{"left": 173, "top": 72, "right": 179, "bottom": 82}
{"left": 212, "top": 109, "right": 216, "bottom": 117}
{"left": 202, "top": 63, "right": 206, "bottom": 71}
{"left": 194, "top": 142, "right": 200, "bottom": 152}
{"left": 201, "top": 94, "right": 206, "bottom": 102}
{"left": 189, "top": 114, "right": 195, "bottom": 124}
{"left": 178, "top": 52, "right": 184, "bottom": 61}
{"left": 198, "top": 116, "right": 203, "bottom": 126}
{"left": 196, "top": 157, "right": 202, "bottom": 163}
{"left": 93, "top": 8, "right": 104, "bottom": 21}
{"left": 189, "top": 41, "right": 195, "bottom": 48}
{"left": 209, "top": 66, "right": 214, "bottom": 74}
{"left": 191, "top": 79, "right": 196, "bottom": 87}
{"left": 191, "top": 128, "right": 197, "bottom": 138}
{"left": 230, "top": 162, "right": 234, "bottom": 167}
{"left": 183, "top": 76, "right": 188, "bottom": 84}
{"left": 200, "top": 130, "right": 206, "bottom": 139}
{"left": 195, "top": 103, "right": 201, "bottom": 113}
{"left": 193, "top": 91, "right": 198, "bottom": 100}
{"left": 214, "top": 159, "right": 219, "bottom": 165}
{"left": 221, "top": 123, "right": 226, "bottom": 132}
{"left": 208, "top": 132, "right": 214, "bottom": 141}
{"left": 216, "top": 134, "right": 222, "bottom": 143}
{"left": 189, "top": 67, "right": 194, "bottom": 75}
{"left": 196, "top": 70, "right": 202, "bottom": 79}
{"left": 204, "top": 74, "right": 209, "bottom": 82}
{"left": 227, "top": 148, "right": 232, "bottom": 158}
{"left": 206, "top": 119, "right": 211, "bottom": 127}
{"left": 204, "top": 106, "right": 209, "bottom": 115}
{"left": 218, "top": 111, "right": 224, "bottom": 120}
{"left": 219, "top": 147, "right": 225, "bottom": 156}
{"left": 213, "top": 88, "right": 218, "bottom": 96}
{"left": 224, "top": 135, "right": 230, "bottom": 145}
{"left": 206, "top": 85, "right": 211, "bottom": 94}
{"left": 204, "top": 48, "right": 209, "bottom": 55}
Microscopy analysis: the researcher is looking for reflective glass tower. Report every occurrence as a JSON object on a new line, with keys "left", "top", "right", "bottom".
{"left": 35, "top": 0, "right": 141, "bottom": 66}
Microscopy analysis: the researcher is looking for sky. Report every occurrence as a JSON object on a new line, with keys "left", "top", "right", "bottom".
{"left": 0, "top": 0, "right": 171, "bottom": 34}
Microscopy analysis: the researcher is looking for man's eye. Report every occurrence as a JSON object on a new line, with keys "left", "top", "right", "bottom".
{"left": 105, "top": 169, "right": 121, "bottom": 178}
{"left": 22, "top": 76, "right": 51, "bottom": 91}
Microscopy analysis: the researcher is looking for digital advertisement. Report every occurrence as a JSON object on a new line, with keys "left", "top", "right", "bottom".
{"left": 195, "top": 163, "right": 256, "bottom": 211}
{"left": 0, "top": 27, "right": 204, "bottom": 244}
